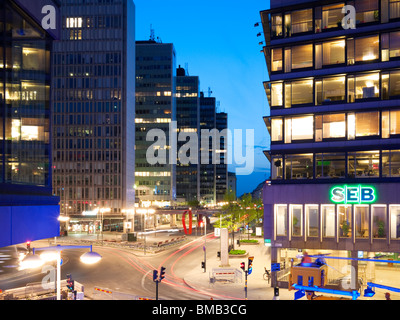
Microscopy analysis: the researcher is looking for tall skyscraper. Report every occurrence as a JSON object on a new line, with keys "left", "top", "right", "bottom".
{"left": 52, "top": 0, "right": 136, "bottom": 233}
{"left": 0, "top": 0, "right": 60, "bottom": 247}
{"left": 216, "top": 111, "right": 228, "bottom": 202}
{"left": 199, "top": 93, "right": 228, "bottom": 205}
{"left": 261, "top": 0, "right": 400, "bottom": 288}
{"left": 135, "top": 40, "right": 176, "bottom": 208}
{"left": 176, "top": 65, "right": 200, "bottom": 203}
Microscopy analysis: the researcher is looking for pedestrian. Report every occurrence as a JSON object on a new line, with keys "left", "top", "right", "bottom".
{"left": 385, "top": 292, "right": 391, "bottom": 300}
{"left": 301, "top": 251, "right": 312, "bottom": 265}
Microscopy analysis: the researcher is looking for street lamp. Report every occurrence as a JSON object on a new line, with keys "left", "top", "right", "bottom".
{"left": 20, "top": 244, "right": 102, "bottom": 300}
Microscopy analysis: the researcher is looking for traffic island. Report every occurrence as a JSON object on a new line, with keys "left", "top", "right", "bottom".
{"left": 228, "top": 250, "right": 248, "bottom": 258}
{"left": 238, "top": 239, "right": 259, "bottom": 245}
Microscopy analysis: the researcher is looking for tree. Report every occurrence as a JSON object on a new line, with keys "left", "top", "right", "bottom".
{"left": 237, "top": 193, "right": 264, "bottom": 239}
{"left": 214, "top": 191, "right": 264, "bottom": 248}
{"left": 214, "top": 190, "right": 241, "bottom": 250}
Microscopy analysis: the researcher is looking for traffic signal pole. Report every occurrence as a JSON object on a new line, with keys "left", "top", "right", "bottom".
{"left": 244, "top": 270, "right": 248, "bottom": 300}
{"left": 241, "top": 257, "right": 254, "bottom": 300}
{"left": 153, "top": 267, "right": 166, "bottom": 300}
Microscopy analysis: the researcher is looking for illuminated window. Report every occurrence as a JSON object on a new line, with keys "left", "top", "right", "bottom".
{"left": 348, "top": 151, "right": 380, "bottom": 178}
{"left": 291, "top": 44, "right": 313, "bottom": 69}
{"left": 390, "top": 110, "right": 400, "bottom": 135}
{"left": 355, "top": 73, "right": 380, "bottom": 99}
{"left": 319, "top": 114, "right": 346, "bottom": 139}
{"left": 389, "top": 71, "right": 400, "bottom": 96}
{"left": 390, "top": 0, "right": 400, "bottom": 19}
{"left": 356, "top": 35, "right": 380, "bottom": 62}
{"left": 291, "top": 9, "right": 313, "bottom": 34}
{"left": 271, "top": 118, "right": 283, "bottom": 142}
{"left": 322, "top": 205, "right": 335, "bottom": 238}
{"left": 271, "top": 48, "right": 282, "bottom": 72}
{"left": 270, "top": 82, "right": 283, "bottom": 107}
{"left": 382, "top": 150, "right": 400, "bottom": 177}
{"left": 291, "top": 80, "right": 313, "bottom": 105}
{"left": 275, "top": 205, "right": 287, "bottom": 236}
{"left": 355, "top": 205, "right": 369, "bottom": 238}
{"left": 372, "top": 205, "right": 387, "bottom": 239}
{"left": 390, "top": 205, "right": 400, "bottom": 239}
{"left": 338, "top": 205, "right": 352, "bottom": 238}
{"left": 66, "top": 17, "right": 83, "bottom": 28}
{"left": 271, "top": 156, "right": 283, "bottom": 180}
{"left": 322, "top": 3, "right": 345, "bottom": 29}
{"left": 271, "top": 14, "right": 283, "bottom": 37}
{"left": 355, "top": 0, "right": 379, "bottom": 24}
{"left": 322, "top": 40, "right": 345, "bottom": 66}
{"left": 291, "top": 205, "right": 303, "bottom": 237}
{"left": 306, "top": 205, "right": 319, "bottom": 237}
{"left": 316, "top": 153, "right": 346, "bottom": 179}
{"left": 291, "top": 116, "right": 314, "bottom": 140}
{"left": 322, "top": 76, "right": 345, "bottom": 103}
{"left": 355, "top": 111, "right": 379, "bottom": 137}
{"left": 285, "top": 154, "right": 313, "bottom": 179}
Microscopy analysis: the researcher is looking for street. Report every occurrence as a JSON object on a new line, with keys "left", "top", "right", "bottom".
{"left": 0, "top": 232, "right": 226, "bottom": 300}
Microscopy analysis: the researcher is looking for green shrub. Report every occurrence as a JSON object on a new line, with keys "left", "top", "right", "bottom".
{"left": 229, "top": 249, "right": 246, "bottom": 255}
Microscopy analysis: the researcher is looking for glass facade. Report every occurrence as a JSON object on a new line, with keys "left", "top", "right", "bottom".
{"left": 0, "top": 1, "right": 52, "bottom": 188}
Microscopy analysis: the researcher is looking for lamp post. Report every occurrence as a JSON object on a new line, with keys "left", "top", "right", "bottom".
{"left": 20, "top": 244, "right": 102, "bottom": 300}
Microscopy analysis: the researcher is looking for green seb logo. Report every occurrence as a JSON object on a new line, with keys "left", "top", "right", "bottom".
{"left": 330, "top": 185, "right": 377, "bottom": 204}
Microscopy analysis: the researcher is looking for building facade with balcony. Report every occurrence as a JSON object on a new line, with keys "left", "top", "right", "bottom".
{"left": 261, "top": 0, "right": 400, "bottom": 288}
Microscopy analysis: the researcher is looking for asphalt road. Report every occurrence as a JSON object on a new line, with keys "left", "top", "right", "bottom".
{"left": 0, "top": 234, "right": 220, "bottom": 300}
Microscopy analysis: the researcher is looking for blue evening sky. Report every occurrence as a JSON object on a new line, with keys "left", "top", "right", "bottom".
{"left": 134, "top": 0, "right": 271, "bottom": 197}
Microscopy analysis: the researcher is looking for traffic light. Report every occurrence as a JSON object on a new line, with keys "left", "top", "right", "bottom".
{"left": 26, "top": 241, "right": 31, "bottom": 253}
{"left": 153, "top": 270, "right": 159, "bottom": 282}
{"left": 160, "top": 266, "right": 166, "bottom": 281}
{"left": 66, "top": 274, "right": 74, "bottom": 292}
{"left": 248, "top": 256, "right": 254, "bottom": 275}
{"left": 240, "top": 262, "right": 245, "bottom": 271}
{"left": 201, "top": 261, "right": 205, "bottom": 269}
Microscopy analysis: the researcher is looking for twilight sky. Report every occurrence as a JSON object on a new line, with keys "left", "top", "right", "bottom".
{"left": 134, "top": 0, "right": 271, "bottom": 197}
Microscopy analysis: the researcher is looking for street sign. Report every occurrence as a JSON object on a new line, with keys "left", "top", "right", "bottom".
{"left": 271, "top": 263, "right": 281, "bottom": 272}
{"left": 294, "top": 290, "right": 305, "bottom": 300}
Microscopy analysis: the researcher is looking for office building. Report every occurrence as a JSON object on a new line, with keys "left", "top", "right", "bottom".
{"left": 176, "top": 65, "right": 200, "bottom": 203}
{"left": 135, "top": 40, "right": 176, "bottom": 208}
{"left": 261, "top": 0, "right": 400, "bottom": 288}
{"left": 216, "top": 111, "right": 228, "bottom": 202}
{"left": 0, "top": 0, "right": 60, "bottom": 247}
{"left": 228, "top": 171, "right": 237, "bottom": 199}
{"left": 199, "top": 93, "right": 228, "bottom": 205}
{"left": 52, "top": 0, "right": 136, "bottom": 233}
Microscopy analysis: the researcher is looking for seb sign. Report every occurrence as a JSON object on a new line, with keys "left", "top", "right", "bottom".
{"left": 330, "top": 185, "right": 377, "bottom": 205}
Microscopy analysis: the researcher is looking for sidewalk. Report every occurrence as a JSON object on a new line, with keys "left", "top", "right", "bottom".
{"left": 183, "top": 242, "right": 296, "bottom": 300}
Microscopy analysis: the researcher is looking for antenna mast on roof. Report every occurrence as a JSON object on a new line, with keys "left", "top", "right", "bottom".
{"left": 150, "top": 24, "right": 155, "bottom": 41}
